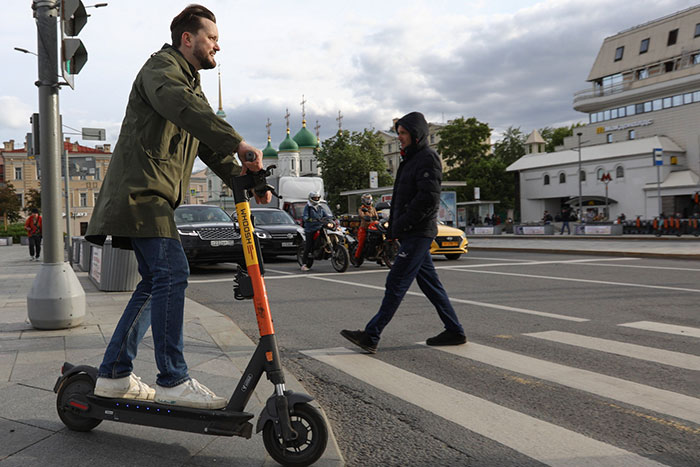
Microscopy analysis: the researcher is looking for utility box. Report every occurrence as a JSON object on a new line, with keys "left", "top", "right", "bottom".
{"left": 88, "top": 238, "right": 139, "bottom": 291}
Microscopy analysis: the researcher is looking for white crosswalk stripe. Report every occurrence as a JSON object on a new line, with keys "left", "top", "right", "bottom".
{"left": 428, "top": 342, "right": 700, "bottom": 425}
{"left": 618, "top": 321, "right": 700, "bottom": 339}
{"left": 524, "top": 330, "right": 700, "bottom": 371}
{"left": 302, "top": 347, "right": 666, "bottom": 467}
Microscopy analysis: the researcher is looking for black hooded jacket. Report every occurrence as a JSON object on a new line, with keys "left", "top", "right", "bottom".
{"left": 389, "top": 112, "right": 441, "bottom": 240}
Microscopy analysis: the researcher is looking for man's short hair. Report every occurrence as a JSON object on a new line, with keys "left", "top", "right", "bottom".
{"left": 31, "top": 208, "right": 39, "bottom": 214}
{"left": 170, "top": 4, "right": 216, "bottom": 48}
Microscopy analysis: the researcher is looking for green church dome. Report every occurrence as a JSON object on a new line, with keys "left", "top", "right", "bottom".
{"left": 293, "top": 124, "right": 317, "bottom": 148}
{"left": 279, "top": 132, "right": 299, "bottom": 152}
{"left": 262, "top": 139, "right": 278, "bottom": 159}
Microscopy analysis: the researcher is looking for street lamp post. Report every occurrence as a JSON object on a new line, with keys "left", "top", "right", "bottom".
{"left": 601, "top": 172, "right": 612, "bottom": 220}
{"left": 27, "top": 0, "right": 85, "bottom": 330}
{"left": 577, "top": 132, "right": 583, "bottom": 222}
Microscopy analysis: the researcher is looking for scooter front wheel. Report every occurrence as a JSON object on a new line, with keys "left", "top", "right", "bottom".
{"left": 262, "top": 402, "right": 328, "bottom": 467}
{"left": 331, "top": 244, "right": 349, "bottom": 273}
{"left": 56, "top": 374, "right": 102, "bottom": 432}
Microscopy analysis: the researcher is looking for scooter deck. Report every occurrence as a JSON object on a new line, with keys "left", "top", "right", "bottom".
{"left": 67, "top": 393, "right": 255, "bottom": 438}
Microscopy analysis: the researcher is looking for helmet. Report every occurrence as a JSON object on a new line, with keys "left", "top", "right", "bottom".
{"left": 361, "top": 193, "right": 373, "bottom": 206}
{"left": 308, "top": 191, "right": 321, "bottom": 206}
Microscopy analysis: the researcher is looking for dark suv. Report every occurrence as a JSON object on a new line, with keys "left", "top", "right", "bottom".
{"left": 174, "top": 204, "right": 243, "bottom": 265}
{"left": 250, "top": 208, "right": 304, "bottom": 257}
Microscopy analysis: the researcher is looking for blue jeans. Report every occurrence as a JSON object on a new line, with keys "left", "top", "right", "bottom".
{"left": 560, "top": 221, "right": 570, "bottom": 234}
{"left": 98, "top": 237, "right": 190, "bottom": 387}
{"left": 365, "top": 236, "right": 464, "bottom": 344}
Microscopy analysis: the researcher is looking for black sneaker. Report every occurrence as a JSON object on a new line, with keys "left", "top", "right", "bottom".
{"left": 340, "top": 329, "right": 377, "bottom": 354}
{"left": 426, "top": 330, "right": 467, "bottom": 346}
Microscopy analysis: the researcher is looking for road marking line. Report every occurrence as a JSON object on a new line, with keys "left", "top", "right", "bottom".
{"left": 427, "top": 343, "right": 700, "bottom": 425}
{"left": 577, "top": 263, "right": 700, "bottom": 272}
{"left": 619, "top": 321, "right": 700, "bottom": 339}
{"left": 302, "top": 347, "right": 665, "bottom": 467}
{"left": 443, "top": 268, "right": 700, "bottom": 293}
{"left": 446, "top": 258, "right": 638, "bottom": 269}
{"left": 310, "top": 276, "right": 588, "bottom": 322}
{"left": 524, "top": 331, "right": 700, "bottom": 371}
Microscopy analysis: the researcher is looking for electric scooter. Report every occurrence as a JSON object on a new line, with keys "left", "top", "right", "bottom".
{"left": 53, "top": 162, "right": 329, "bottom": 467}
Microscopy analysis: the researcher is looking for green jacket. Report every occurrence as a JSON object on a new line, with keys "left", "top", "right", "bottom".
{"left": 86, "top": 44, "right": 242, "bottom": 248}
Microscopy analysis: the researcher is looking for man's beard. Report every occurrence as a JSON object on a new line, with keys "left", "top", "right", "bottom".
{"left": 194, "top": 47, "right": 216, "bottom": 70}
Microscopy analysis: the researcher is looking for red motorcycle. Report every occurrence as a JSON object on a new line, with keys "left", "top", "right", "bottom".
{"left": 349, "top": 212, "right": 399, "bottom": 268}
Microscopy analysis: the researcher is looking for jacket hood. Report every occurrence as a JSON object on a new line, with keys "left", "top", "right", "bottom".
{"left": 395, "top": 111, "right": 429, "bottom": 155}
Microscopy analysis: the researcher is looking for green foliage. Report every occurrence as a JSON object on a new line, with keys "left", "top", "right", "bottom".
{"left": 317, "top": 129, "right": 393, "bottom": 213}
{"left": 437, "top": 117, "right": 492, "bottom": 183}
{"left": 23, "top": 188, "right": 41, "bottom": 214}
{"left": 0, "top": 183, "right": 22, "bottom": 223}
{"left": 493, "top": 126, "right": 526, "bottom": 166}
{"left": 0, "top": 223, "right": 27, "bottom": 242}
{"left": 539, "top": 123, "right": 584, "bottom": 152}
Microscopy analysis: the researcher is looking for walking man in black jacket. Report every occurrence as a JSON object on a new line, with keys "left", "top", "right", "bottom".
{"left": 341, "top": 112, "right": 467, "bottom": 353}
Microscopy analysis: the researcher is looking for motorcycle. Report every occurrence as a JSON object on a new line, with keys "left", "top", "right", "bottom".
{"left": 296, "top": 217, "right": 350, "bottom": 272}
{"left": 349, "top": 211, "right": 399, "bottom": 269}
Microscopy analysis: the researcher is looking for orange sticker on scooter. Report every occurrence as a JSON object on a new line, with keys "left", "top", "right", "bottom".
{"left": 265, "top": 351, "right": 273, "bottom": 362}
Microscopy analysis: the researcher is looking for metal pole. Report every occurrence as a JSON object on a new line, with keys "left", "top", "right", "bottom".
{"left": 577, "top": 132, "right": 583, "bottom": 222}
{"left": 27, "top": 0, "right": 85, "bottom": 329}
{"left": 63, "top": 145, "right": 72, "bottom": 265}
{"left": 656, "top": 163, "right": 662, "bottom": 216}
{"left": 605, "top": 182, "right": 609, "bottom": 220}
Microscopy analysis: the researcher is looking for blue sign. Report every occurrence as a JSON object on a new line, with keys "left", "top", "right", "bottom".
{"left": 653, "top": 148, "right": 663, "bottom": 166}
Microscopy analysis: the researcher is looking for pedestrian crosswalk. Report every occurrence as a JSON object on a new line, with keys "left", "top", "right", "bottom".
{"left": 302, "top": 322, "right": 700, "bottom": 466}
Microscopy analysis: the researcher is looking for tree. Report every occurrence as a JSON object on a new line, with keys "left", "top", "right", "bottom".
{"left": 437, "top": 117, "right": 492, "bottom": 182}
{"left": 0, "top": 183, "right": 22, "bottom": 229}
{"left": 23, "top": 188, "right": 41, "bottom": 214}
{"left": 493, "top": 126, "right": 526, "bottom": 166}
{"left": 539, "top": 123, "right": 584, "bottom": 153}
{"left": 316, "top": 129, "right": 393, "bottom": 213}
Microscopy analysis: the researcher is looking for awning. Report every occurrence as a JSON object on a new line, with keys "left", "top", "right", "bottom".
{"left": 564, "top": 196, "right": 617, "bottom": 206}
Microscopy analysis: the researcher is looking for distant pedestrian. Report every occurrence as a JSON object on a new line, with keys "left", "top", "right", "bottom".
{"left": 340, "top": 112, "right": 466, "bottom": 353}
{"left": 560, "top": 208, "right": 571, "bottom": 235}
{"left": 542, "top": 210, "right": 553, "bottom": 225}
{"left": 24, "top": 208, "right": 42, "bottom": 261}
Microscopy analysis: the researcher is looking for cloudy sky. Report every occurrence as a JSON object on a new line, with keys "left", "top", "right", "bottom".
{"left": 2, "top": 0, "right": 696, "bottom": 170}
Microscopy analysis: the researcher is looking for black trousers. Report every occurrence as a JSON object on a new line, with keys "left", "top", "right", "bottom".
{"left": 28, "top": 235, "right": 42, "bottom": 258}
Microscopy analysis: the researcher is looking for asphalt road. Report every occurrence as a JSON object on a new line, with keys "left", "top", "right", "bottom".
{"left": 186, "top": 251, "right": 700, "bottom": 467}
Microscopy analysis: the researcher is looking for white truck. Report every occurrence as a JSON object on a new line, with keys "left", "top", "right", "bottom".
{"left": 249, "top": 175, "right": 325, "bottom": 223}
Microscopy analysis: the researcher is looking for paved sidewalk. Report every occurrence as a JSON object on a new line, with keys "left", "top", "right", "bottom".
{"left": 0, "top": 245, "right": 344, "bottom": 466}
{"left": 467, "top": 234, "right": 700, "bottom": 259}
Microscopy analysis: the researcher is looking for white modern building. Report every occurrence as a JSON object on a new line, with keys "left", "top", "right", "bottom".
{"left": 508, "top": 6, "right": 700, "bottom": 221}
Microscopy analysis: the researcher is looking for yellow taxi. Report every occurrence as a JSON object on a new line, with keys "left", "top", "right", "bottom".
{"left": 431, "top": 223, "right": 468, "bottom": 260}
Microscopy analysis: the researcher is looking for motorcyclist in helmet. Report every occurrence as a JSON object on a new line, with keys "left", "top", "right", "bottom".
{"left": 355, "top": 193, "right": 378, "bottom": 259}
{"left": 301, "top": 191, "right": 326, "bottom": 271}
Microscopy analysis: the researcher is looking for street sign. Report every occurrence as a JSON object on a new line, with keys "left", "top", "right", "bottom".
{"left": 653, "top": 148, "right": 663, "bottom": 166}
{"left": 82, "top": 128, "right": 106, "bottom": 140}
{"left": 369, "top": 171, "right": 378, "bottom": 189}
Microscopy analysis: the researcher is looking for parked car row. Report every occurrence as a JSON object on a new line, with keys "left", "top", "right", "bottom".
{"left": 174, "top": 203, "right": 469, "bottom": 267}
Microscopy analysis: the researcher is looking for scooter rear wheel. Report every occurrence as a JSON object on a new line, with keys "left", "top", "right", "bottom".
{"left": 262, "top": 402, "right": 328, "bottom": 467}
{"left": 56, "top": 374, "right": 102, "bottom": 432}
{"left": 349, "top": 243, "right": 364, "bottom": 267}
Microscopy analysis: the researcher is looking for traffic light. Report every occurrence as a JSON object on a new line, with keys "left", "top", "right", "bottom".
{"left": 60, "top": 0, "right": 89, "bottom": 89}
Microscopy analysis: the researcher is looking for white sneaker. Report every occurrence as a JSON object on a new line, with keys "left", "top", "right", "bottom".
{"left": 300, "top": 265, "right": 310, "bottom": 272}
{"left": 155, "top": 378, "right": 227, "bottom": 409}
{"left": 94, "top": 373, "right": 155, "bottom": 400}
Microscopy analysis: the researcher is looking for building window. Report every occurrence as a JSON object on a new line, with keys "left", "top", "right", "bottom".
{"left": 614, "top": 46, "right": 624, "bottom": 61}
{"left": 652, "top": 99, "right": 662, "bottom": 111}
{"left": 637, "top": 68, "right": 649, "bottom": 80}
{"left": 95, "top": 168, "right": 100, "bottom": 180}
{"left": 694, "top": 91, "right": 700, "bottom": 101}
{"left": 590, "top": 113, "right": 598, "bottom": 123}
{"left": 626, "top": 104, "right": 635, "bottom": 116}
{"left": 94, "top": 193, "right": 99, "bottom": 205}
{"left": 16, "top": 193, "right": 23, "bottom": 207}
{"left": 543, "top": 174, "right": 550, "bottom": 185}
{"left": 388, "top": 143, "right": 392, "bottom": 152}
{"left": 616, "top": 166, "right": 624, "bottom": 178}
{"left": 640, "top": 38, "right": 649, "bottom": 54}
{"left": 629, "top": 129, "right": 636, "bottom": 140}
{"left": 611, "top": 108, "right": 618, "bottom": 119}
{"left": 79, "top": 193, "right": 87, "bottom": 207}
{"left": 673, "top": 95, "right": 683, "bottom": 106}
{"left": 695, "top": 23, "right": 700, "bottom": 37}
{"left": 695, "top": 54, "right": 700, "bottom": 65}
{"left": 559, "top": 173, "right": 566, "bottom": 184}
{"left": 664, "top": 60, "right": 675, "bottom": 73}
{"left": 684, "top": 92, "right": 693, "bottom": 104}
{"left": 15, "top": 167, "right": 22, "bottom": 180}
{"left": 606, "top": 134, "right": 613, "bottom": 144}
{"left": 618, "top": 106, "right": 626, "bottom": 118}
{"left": 644, "top": 101, "right": 652, "bottom": 112}
{"left": 667, "top": 28, "right": 678, "bottom": 46}
{"left": 597, "top": 168, "right": 604, "bottom": 180}
{"left": 579, "top": 170, "right": 586, "bottom": 182}
{"left": 663, "top": 97, "right": 672, "bottom": 108}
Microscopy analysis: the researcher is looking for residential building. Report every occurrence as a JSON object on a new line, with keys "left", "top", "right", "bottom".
{"left": 508, "top": 6, "right": 700, "bottom": 221}
{"left": 186, "top": 168, "right": 208, "bottom": 204}
{"left": 0, "top": 137, "right": 112, "bottom": 235}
